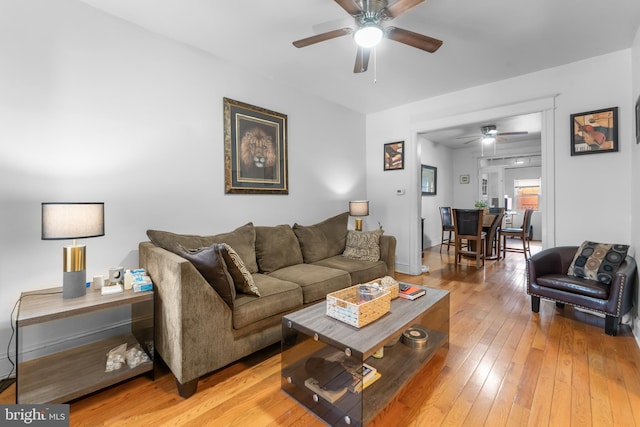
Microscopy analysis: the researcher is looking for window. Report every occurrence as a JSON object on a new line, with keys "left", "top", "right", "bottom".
{"left": 514, "top": 178, "right": 540, "bottom": 211}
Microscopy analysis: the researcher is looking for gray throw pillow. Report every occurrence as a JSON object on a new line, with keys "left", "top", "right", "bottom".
{"left": 175, "top": 243, "right": 236, "bottom": 307}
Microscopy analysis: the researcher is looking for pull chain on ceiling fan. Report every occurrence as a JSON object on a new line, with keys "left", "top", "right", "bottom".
{"left": 292, "top": 0, "right": 443, "bottom": 74}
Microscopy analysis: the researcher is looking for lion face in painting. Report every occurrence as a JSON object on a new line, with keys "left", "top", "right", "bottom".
{"left": 240, "top": 127, "right": 276, "bottom": 171}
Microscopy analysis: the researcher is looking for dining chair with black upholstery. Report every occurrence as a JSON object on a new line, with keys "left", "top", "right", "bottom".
{"left": 453, "top": 208, "right": 486, "bottom": 268}
{"left": 439, "top": 206, "right": 455, "bottom": 253}
{"left": 499, "top": 208, "right": 534, "bottom": 259}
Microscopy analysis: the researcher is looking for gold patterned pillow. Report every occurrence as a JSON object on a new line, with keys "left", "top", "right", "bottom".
{"left": 220, "top": 243, "right": 260, "bottom": 297}
{"left": 342, "top": 229, "right": 383, "bottom": 262}
{"left": 567, "top": 241, "right": 629, "bottom": 285}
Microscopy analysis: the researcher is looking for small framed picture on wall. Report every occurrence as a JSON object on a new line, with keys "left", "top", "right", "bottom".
{"left": 383, "top": 141, "right": 404, "bottom": 170}
{"left": 460, "top": 174, "right": 470, "bottom": 184}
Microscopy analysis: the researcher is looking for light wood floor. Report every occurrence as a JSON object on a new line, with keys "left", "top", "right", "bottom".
{"left": 2, "top": 245, "right": 640, "bottom": 426}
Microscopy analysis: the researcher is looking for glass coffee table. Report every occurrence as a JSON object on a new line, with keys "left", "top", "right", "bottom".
{"left": 281, "top": 285, "right": 449, "bottom": 426}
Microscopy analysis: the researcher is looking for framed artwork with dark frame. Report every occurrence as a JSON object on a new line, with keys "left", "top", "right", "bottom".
{"left": 635, "top": 95, "right": 640, "bottom": 144}
{"left": 570, "top": 107, "right": 618, "bottom": 156}
{"left": 421, "top": 164, "right": 437, "bottom": 196}
{"left": 223, "top": 97, "right": 288, "bottom": 194}
{"left": 384, "top": 141, "right": 404, "bottom": 170}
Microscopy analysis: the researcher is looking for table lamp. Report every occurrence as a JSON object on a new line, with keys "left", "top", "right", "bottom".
{"left": 42, "top": 202, "right": 105, "bottom": 299}
{"left": 349, "top": 200, "right": 369, "bottom": 232}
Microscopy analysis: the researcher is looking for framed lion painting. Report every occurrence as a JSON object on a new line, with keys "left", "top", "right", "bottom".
{"left": 223, "top": 97, "right": 288, "bottom": 194}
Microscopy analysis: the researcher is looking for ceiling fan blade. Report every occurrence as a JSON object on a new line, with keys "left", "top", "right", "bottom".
{"left": 384, "top": 0, "right": 425, "bottom": 19}
{"left": 334, "top": 0, "right": 362, "bottom": 16}
{"left": 293, "top": 28, "right": 352, "bottom": 48}
{"left": 386, "top": 27, "right": 443, "bottom": 53}
{"left": 463, "top": 138, "right": 479, "bottom": 144}
{"left": 354, "top": 47, "right": 371, "bottom": 73}
{"left": 497, "top": 131, "right": 529, "bottom": 136}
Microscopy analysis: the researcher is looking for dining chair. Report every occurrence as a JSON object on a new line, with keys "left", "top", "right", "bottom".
{"left": 485, "top": 211, "right": 505, "bottom": 260}
{"left": 452, "top": 208, "right": 486, "bottom": 268}
{"left": 439, "top": 206, "right": 455, "bottom": 253}
{"left": 499, "top": 208, "right": 534, "bottom": 259}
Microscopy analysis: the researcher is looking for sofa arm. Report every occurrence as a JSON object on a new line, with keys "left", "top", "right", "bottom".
{"left": 380, "top": 235, "right": 396, "bottom": 277}
{"left": 139, "top": 242, "right": 233, "bottom": 386}
{"left": 606, "top": 256, "right": 637, "bottom": 316}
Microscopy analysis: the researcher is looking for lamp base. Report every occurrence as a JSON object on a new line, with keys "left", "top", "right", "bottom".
{"left": 63, "top": 270, "right": 86, "bottom": 299}
{"left": 355, "top": 218, "right": 363, "bottom": 232}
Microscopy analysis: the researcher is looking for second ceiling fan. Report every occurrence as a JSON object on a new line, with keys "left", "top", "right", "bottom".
{"left": 292, "top": 0, "right": 443, "bottom": 73}
{"left": 461, "top": 125, "right": 529, "bottom": 145}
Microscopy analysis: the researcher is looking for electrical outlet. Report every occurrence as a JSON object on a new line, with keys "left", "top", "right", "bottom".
{"left": 396, "top": 188, "right": 405, "bottom": 195}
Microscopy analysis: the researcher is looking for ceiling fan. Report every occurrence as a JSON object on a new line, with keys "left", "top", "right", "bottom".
{"left": 292, "top": 0, "right": 443, "bottom": 73}
{"left": 460, "top": 125, "right": 529, "bottom": 145}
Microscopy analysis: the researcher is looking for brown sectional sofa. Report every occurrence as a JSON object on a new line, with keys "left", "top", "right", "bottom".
{"left": 139, "top": 212, "right": 396, "bottom": 397}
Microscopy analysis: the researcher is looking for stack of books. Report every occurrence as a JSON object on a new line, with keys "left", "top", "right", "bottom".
{"left": 398, "top": 283, "right": 426, "bottom": 300}
{"left": 346, "top": 363, "right": 381, "bottom": 393}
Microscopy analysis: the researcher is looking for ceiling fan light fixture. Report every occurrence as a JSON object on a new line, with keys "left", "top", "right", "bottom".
{"left": 354, "top": 24, "right": 383, "bottom": 48}
{"left": 482, "top": 136, "right": 495, "bottom": 144}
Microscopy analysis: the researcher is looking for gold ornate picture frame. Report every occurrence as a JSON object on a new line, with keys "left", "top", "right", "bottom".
{"left": 224, "top": 97, "right": 288, "bottom": 194}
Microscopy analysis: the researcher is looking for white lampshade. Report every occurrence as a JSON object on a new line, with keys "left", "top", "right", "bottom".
{"left": 349, "top": 200, "right": 369, "bottom": 217}
{"left": 354, "top": 24, "right": 383, "bottom": 48}
{"left": 42, "top": 203, "right": 105, "bottom": 240}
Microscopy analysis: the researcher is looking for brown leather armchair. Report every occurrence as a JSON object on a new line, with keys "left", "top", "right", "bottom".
{"left": 526, "top": 246, "right": 637, "bottom": 335}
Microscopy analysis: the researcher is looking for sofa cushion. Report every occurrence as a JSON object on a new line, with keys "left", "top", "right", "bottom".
{"left": 343, "top": 229, "right": 383, "bottom": 262}
{"left": 210, "top": 223, "right": 259, "bottom": 273}
{"left": 255, "top": 225, "right": 304, "bottom": 273}
{"left": 147, "top": 222, "right": 258, "bottom": 273}
{"left": 313, "top": 255, "right": 388, "bottom": 285}
{"left": 567, "top": 241, "right": 629, "bottom": 285}
{"left": 220, "top": 243, "right": 260, "bottom": 297}
{"left": 174, "top": 243, "right": 236, "bottom": 307}
{"left": 232, "top": 274, "right": 302, "bottom": 329}
{"left": 293, "top": 212, "right": 349, "bottom": 263}
{"left": 536, "top": 274, "right": 609, "bottom": 299}
{"left": 269, "top": 264, "right": 351, "bottom": 304}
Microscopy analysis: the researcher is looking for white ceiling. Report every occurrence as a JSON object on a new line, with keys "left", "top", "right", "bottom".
{"left": 421, "top": 112, "right": 542, "bottom": 149}
{"left": 81, "top": 0, "right": 640, "bottom": 116}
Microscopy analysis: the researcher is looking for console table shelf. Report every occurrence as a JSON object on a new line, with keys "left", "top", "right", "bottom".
{"left": 16, "top": 287, "right": 154, "bottom": 404}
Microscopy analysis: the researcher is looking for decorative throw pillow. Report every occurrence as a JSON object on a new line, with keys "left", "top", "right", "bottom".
{"left": 220, "top": 243, "right": 260, "bottom": 297}
{"left": 255, "top": 225, "right": 304, "bottom": 273}
{"left": 342, "top": 229, "right": 383, "bottom": 262}
{"left": 175, "top": 243, "right": 236, "bottom": 307}
{"left": 147, "top": 223, "right": 258, "bottom": 273}
{"left": 567, "top": 241, "right": 629, "bottom": 285}
{"left": 293, "top": 212, "right": 349, "bottom": 263}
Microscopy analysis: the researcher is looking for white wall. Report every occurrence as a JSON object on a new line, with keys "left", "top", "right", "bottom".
{"left": 630, "top": 27, "right": 640, "bottom": 342}
{"left": 0, "top": 0, "right": 367, "bottom": 376}
{"left": 419, "top": 137, "right": 453, "bottom": 249}
{"left": 367, "top": 49, "right": 634, "bottom": 275}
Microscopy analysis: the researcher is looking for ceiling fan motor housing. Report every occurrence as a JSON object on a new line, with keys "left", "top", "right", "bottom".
{"left": 481, "top": 125, "right": 498, "bottom": 136}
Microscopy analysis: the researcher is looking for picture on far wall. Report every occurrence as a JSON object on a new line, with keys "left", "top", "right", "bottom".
{"left": 384, "top": 141, "right": 404, "bottom": 170}
{"left": 570, "top": 107, "right": 618, "bottom": 156}
{"left": 460, "top": 174, "right": 470, "bottom": 184}
{"left": 223, "top": 97, "right": 288, "bottom": 194}
{"left": 421, "top": 164, "right": 437, "bottom": 196}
